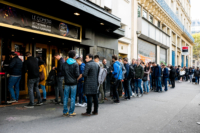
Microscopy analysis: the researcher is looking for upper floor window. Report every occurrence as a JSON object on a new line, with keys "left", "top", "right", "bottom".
{"left": 138, "top": 6, "right": 141, "bottom": 17}
{"left": 176, "top": 8, "right": 179, "bottom": 19}
{"left": 143, "top": 10, "right": 147, "bottom": 19}
{"left": 149, "top": 15, "right": 153, "bottom": 23}
{"left": 157, "top": 21, "right": 161, "bottom": 28}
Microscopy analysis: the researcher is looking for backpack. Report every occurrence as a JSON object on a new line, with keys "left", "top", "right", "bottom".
{"left": 98, "top": 67, "right": 107, "bottom": 85}
{"left": 128, "top": 65, "right": 135, "bottom": 79}
{"left": 46, "top": 70, "right": 56, "bottom": 86}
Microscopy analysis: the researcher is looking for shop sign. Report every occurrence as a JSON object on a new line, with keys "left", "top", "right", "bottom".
{"left": 182, "top": 46, "right": 189, "bottom": 55}
{"left": 0, "top": 3, "right": 80, "bottom": 40}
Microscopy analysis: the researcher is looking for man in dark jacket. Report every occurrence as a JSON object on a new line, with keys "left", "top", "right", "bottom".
{"left": 82, "top": 54, "right": 99, "bottom": 116}
{"left": 102, "top": 58, "right": 108, "bottom": 100}
{"left": 152, "top": 62, "right": 162, "bottom": 92}
{"left": 162, "top": 65, "right": 169, "bottom": 91}
{"left": 24, "top": 52, "right": 42, "bottom": 108}
{"left": 184, "top": 66, "right": 189, "bottom": 81}
{"left": 170, "top": 66, "right": 176, "bottom": 88}
{"left": 7, "top": 52, "right": 23, "bottom": 103}
{"left": 52, "top": 52, "right": 65, "bottom": 105}
{"left": 134, "top": 59, "right": 144, "bottom": 97}
{"left": 62, "top": 50, "right": 80, "bottom": 117}
{"left": 123, "top": 57, "right": 130, "bottom": 100}
{"left": 194, "top": 67, "right": 200, "bottom": 85}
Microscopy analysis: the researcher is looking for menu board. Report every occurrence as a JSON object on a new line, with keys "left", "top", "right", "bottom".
{"left": 0, "top": 3, "right": 80, "bottom": 40}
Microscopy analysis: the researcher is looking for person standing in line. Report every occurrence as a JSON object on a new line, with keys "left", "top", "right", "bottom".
{"left": 143, "top": 63, "right": 150, "bottom": 94}
{"left": 176, "top": 65, "right": 181, "bottom": 80}
{"left": 167, "top": 65, "right": 171, "bottom": 87}
{"left": 118, "top": 58, "right": 126, "bottom": 97}
{"left": 189, "top": 67, "right": 194, "bottom": 83}
{"left": 123, "top": 57, "right": 130, "bottom": 100}
{"left": 94, "top": 55, "right": 104, "bottom": 104}
{"left": 194, "top": 67, "right": 200, "bottom": 85}
{"left": 75, "top": 57, "right": 87, "bottom": 107}
{"left": 38, "top": 59, "right": 47, "bottom": 102}
{"left": 62, "top": 50, "right": 80, "bottom": 117}
{"left": 184, "top": 66, "right": 189, "bottom": 82}
{"left": 134, "top": 59, "right": 144, "bottom": 97}
{"left": 169, "top": 66, "right": 176, "bottom": 89}
{"left": 162, "top": 65, "right": 169, "bottom": 91}
{"left": 131, "top": 59, "right": 137, "bottom": 97}
{"left": 7, "top": 52, "right": 23, "bottom": 103}
{"left": 52, "top": 53, "right": 65, "bottom": 105}
{"left": 102, "top": 58, "right": 108, "bottom": 100}
{"left": 111, "top": 55, "right": 123, "bottom": 103}
{"left": 24, "top": 52, "right": 42, "bottom": 108}
{"left": 82, "top": 54, "right": 99, "bottom": 116}
{"left": 152, "top": 62, "right": 162, "bottom": 92}
{"left": 179, "top": 69, "right": 185, "bottom": 82}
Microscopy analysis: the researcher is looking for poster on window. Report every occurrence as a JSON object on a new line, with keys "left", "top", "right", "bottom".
{"left": 138, "top": 54, "right": 152, "bottom": 64}
{"left": 0, "top": 3, "right": 80, "bottom": 40}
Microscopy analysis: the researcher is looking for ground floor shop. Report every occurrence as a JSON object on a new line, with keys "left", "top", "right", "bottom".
{"left": 0, "top": 0, "right": 124, "bottom": 104}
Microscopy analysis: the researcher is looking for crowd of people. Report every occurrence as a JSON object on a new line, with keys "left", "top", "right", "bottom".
{"left": 4, "top": 50, "right": 199, "bottom": 117}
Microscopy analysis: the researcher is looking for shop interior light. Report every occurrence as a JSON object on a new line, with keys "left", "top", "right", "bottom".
{"left": 74, "top": 12, "right": 80, "bottom": 16}
{"left": 100, "top": 23, "right": 104, "bottom": 25}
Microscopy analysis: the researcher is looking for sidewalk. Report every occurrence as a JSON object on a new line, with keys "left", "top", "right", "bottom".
{"left": 0, "top": 81, "right": 200, "bottom": 133}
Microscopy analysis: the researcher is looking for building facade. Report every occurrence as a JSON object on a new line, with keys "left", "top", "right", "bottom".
{"left": 132, "top": 0, "right": 194, "bottom": 67}
{"left": 0, "top": 0, "right": 124, "bottom": 102}
{"left": 89, "top": 0, "right": 132, "bottom": 61}
{"left": 191, "top": 20, "right": 200, "bottom": 34}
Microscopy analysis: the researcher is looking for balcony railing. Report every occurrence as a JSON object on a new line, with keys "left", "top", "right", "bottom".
{"left": 156, "top": 0, "right": 194, "bottom": 42}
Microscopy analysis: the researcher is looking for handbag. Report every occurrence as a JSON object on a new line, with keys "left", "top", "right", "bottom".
{"left": 142, "top": 75, "right": 147, "bottom": 81}
{"left": 39, "top": 70, "right": 45, "bottom": 82}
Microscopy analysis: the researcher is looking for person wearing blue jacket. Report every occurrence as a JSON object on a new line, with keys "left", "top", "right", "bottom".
{"left": 152, "top": 62, "right": 162, "bottom": 92}
{"left": 111, "top": 55, "right": 122, "bottom": 103}
{"left": 123, "top": 57, "right": 130, "bottom": 100}
{"left": 76, "top": 57, "right": 87, "bottom": 107}
{"left": 162, "top": 65, "right": 169, "bottom": 91}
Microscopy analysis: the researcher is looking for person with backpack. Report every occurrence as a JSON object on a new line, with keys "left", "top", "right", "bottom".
{"left": 75, "top": 57, "right": 87, "bottom": 107}
{"left": 38, "top": 59, "right": 47, "bottom": 102}
{"left": 62, "top": 50, "right": 80, "bottom": 117}
{"left": 143, "top": 63, "right": 150, "bottom": 94}
{"left": 162, "top": 64, "right": 169, "bottom": 91}
{"left": 110, "top": 55, "right": 122, "bottom": 103}
{"left": 134, "top": 59, "right": 144, "bottom": 97}
{"left": 94, "top": 55, "right": 105, "bottom": 104}
{"left": 169, "top": 66, "right": 176, "bottom": 89}
{"left": 81, "top": 54, "right": 99, "bottom": 116}
{"left": 123, "top": 57, "right": 131, "bottom": 100}
{"left": 24, "top": 52, "right": 42, "bottom": 108}
{"left": 52, "top": 52, "right": 65, "bottom": 105}
{"left": 7, "top": 52, "right": 23, "bottom": 103}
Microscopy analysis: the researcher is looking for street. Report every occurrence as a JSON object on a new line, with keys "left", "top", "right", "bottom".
{"left": 0, "top": 81, "right": 200, "bottom": 133}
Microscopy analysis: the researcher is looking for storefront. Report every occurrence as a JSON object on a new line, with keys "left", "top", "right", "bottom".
{"left": 138, "top": 39, "right": 156, "bottom": 63}
{"left": 160, "top": 47, "right": 167, "bottom": 65}
{"left": 0, "top": 0, "right": 124, "bottom": 103}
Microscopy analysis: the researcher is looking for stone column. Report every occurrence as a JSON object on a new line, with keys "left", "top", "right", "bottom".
{"left": 175, "top": 34, "right": 178, "bottom": 66}
{"left": 157, "top": 46, "right": 160, "bottom": 64}
{"left": 168, "top": 28, "right": 172, "bottom": 65}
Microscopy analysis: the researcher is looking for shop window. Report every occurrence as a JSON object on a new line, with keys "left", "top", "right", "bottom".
{"left": 74, "top": 47, "right": 86, "bottom": 61}
{"left": 36, "top": 48, "right": 46, "bottom": 64}
{"left": 160, "top": 48, "right": 167, "bottom": 65}
{"left": 97, "top": 47, "right": 114, "bottom": 66}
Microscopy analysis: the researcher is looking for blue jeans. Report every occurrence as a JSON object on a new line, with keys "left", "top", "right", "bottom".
{"left": 63, "top": 85, "right": 77, "bottom": 115}
{"left": 8, "top": 76, "right": 21, "bottom": 101}
{"left": 134, "top": 79, "right": 143, "bottom": 94}
{"left": 168, "top": 78, "right": 171, "bottom": 85}
{"left": 78, "top": 82, "right": 87, "bottom": 104}
{"left": 155, "top": 77, "right": 162, "bottom": 91}
{"left": 195, "top": 76, "right": 199, "bottom": 84}
{"left": 143, "top": 81, "right": 149, "bottom": 93}
{"left": 164, "top": 78, "right": 168, "bottom": 91}
{"left": 40, "top": 85, "right": 46, "bottom": 99}
{"left": 150, "top": 74, "right": 152, "bottom": 88}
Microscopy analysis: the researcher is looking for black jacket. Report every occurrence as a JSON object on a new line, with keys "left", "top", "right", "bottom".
{"left": 56, "top": 58, "right": 65, "bottom": 77}
{"left": 185, "top": 68, "right": 189, "bottom": 75}
{"left": 83, "top": 60, "right": 99, "bottom": 95}
{"left": 62, "top": 61, "right": 79, "bottom": 85}
{"left": 9, "top": 56, "right": 23, "bottom": 75}
{"left": 169, "top": 68, "right": 176, "bottom": 79}
{"left": 194, "top": 70, "right": 200, "bottom": 77}
{"left": 24, "top": 56, "right": 39, "bottom": 79}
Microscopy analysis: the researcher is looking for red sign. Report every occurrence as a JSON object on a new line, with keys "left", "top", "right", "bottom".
{"left": 0, "top": 72, "right": 5, "bottom": 75}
